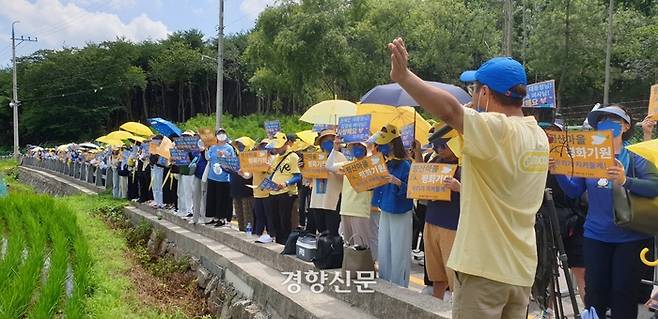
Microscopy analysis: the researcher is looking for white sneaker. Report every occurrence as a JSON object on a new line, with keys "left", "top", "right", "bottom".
{"left": 256, "top": 234, "right": 272, "bottom": 243}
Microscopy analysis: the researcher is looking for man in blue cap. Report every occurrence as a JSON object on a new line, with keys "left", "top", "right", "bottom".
{"left": 389, "top": 38, "right": 549, "bottom": 318}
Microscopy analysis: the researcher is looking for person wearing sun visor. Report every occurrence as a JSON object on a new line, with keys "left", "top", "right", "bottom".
{"left": 551, "top": 105, "right": 658, "bottom": 318}
{"left": 370, "top": 124, "right": 413, "bottom": 288}
{"left": 389, "top": 37, "right": 549, "bottom": 318}
{"left": 265, "top": 132, "right": 302, "bottom": 245}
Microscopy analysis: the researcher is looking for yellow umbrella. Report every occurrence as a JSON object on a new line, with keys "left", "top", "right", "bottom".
{"left": 96, "top": 136, "right": 124, "bottom": 147}
{"left": 56, "top": 143, "right": 71, "bottom": 151}
{"left": 120, "top": 122, "right": 154, "bottom": 137}
{"left": 296, "top": 130, "right": 319, "bottom": 146}
{"left": 299, "top": 100, "right": 357, "bottom": 125}
{"left": 107, "top": 130, "right": 134, "bottom": 141}
{"left": 233, "top": 137, "right": 256, "bottom": 151}
{"left": 627, "top": 139, "right": 658, "bottom": 167}
{"left": 357, "top": 104, "right": 431, "bottom": 145}
{"left": 128, "top": 135, "right": 146, "bottom": 143}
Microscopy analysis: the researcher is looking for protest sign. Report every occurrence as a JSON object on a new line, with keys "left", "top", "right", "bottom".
{"left": 301, "top": 152, "right": 329, "bottom": 179}
{"left": 247, "top": 177, "right": 279, "bottom": 191}
{"left": 523, "top": 80, "right": 556, "bottom": 108}
{"left": 547, "top": 130, "right": 614, "bottom": 179}
{"left": 175, "top": 135, "right": 200, "bottom": 151}
{"left": 312, "top": 123, "right": 333, "bottom": 132}
{"left": 156, "top": 136, "right": 173, "bottom": 160}
{"left": 343, "top": 153, "right": 389, "bottom": 192}
{"left": 649, "top": 84, "right": 658, "bottom": 120}
{"left": 198, "top": 128, "right": 216, "bottom": 148}
{"left": 239, "top": 151, "right": 270, "bottom": 172}
{"left": 337, "top": 114, "right": 371, "bottom": 143}
{"left": 218, "top": 155, "right": 240, "bottom": 172}
{"left": 401, "top": 124, "right": 415, "bottom": 148}
{"left": 407, "top": 163, "right": 457, "bottom": 201}
{"left": 264, "top": 120, "right": 281, "bottom": 137}
{"left": 148, "top": 140, "right": 160, "bottom": 155}
{"left": 170, "top": 149, "right": 190, "bottom": 166}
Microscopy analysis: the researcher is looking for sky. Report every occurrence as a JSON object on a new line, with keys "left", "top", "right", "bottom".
{"left": 0, "top": 0, "right": 275, "bottom": 67}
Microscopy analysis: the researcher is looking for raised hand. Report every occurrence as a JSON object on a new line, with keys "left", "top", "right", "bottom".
{"left": 388, "top": 37, "right": 410, "bottom": 83}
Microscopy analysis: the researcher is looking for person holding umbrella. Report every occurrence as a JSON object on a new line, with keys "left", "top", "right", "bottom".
{"left": 388, "top": 37, "right": 549, "bottom": 318}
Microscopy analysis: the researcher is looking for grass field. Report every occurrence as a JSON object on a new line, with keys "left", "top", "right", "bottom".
{"left": 0, "top": 160, "right": 209, "bottom": 318}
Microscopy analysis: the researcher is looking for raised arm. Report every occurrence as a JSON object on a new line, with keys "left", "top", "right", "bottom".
{"left": 389, "top": 38, "right": 464, "bottom": 133}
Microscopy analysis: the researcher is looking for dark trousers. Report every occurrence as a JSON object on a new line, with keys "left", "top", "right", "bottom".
{"left": 298, "top": 185, "right": 311, "bottom": 227}
{"left": 413, "top": 204, "right": 426, "bottom": 250}
{"left": 206, "top": 180, "right": 232, "bottom": 220}
{"left": 137, "top": 168, "right": 152, "bottom": 202}
{"left": 127, "top": 172, "right": 139, "bottom": 200}
{"left": 312, "top": 208, "right": 341, "bottom": 236}
{"left": 268, "top": 194, "right": 295, "bottom": 245}
{"left": 584, "top": 237, "right": 650, "bottom": 319}
{"left": 254, "top": 197, "right": 273, "bottom": 236}
{"left": 163, "top": 168, "right": 178, "bottom": 207}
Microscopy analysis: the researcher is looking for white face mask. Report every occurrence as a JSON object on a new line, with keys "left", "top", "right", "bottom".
{"left": 217, "top": 134, "right": 227, "bottom": 142}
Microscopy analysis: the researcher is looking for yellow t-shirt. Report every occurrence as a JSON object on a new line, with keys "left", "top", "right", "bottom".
{"left": 447, "top": 107, "right": 549, "bottom": 287}
{"left": 252, "top": 171, "right": 269, "bottom": 199}
{"left": 269, "top": 150, "right": 301, "bottom": 196}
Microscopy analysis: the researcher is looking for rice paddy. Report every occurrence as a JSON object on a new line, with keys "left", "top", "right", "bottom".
{"left": 0, "top": 194, "right": 92, "bottom": 318}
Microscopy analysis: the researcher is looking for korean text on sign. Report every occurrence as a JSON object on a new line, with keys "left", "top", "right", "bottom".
{"left": 239, "top": 151, "right": 270, "bottom": 172}
{"left": 175, "top": 136, "right": 200, "bottom": 152}
{"left": 264, "top": 120, "right": 281, "bottom": 137}
{"left": 218, "top": 155, "right": 240, "bottom": 172}
{"left": 401, "top": 124, "right": 414, "bottom": 148}
{"left": 343, "top": 153, "right": 389, "bottom": 192}
{"left": 170, "top": 149, "right": 190, "bottom": 166}
{"left": 547, "top": 130, "right": 614, "bottom": 179}
{"left": 407, "top": 163, "right": 457, "bottom": 201}
{"left": 337, "top": 114, "right": 372, "bottom": 143}
{"left": 301, "top": 152, "right": 329, "bottom": 179}
{"left": 523, "top": 80, "right": 556, "bottom": 108}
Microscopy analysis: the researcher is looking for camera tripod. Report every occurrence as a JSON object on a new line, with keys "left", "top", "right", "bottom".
{"left": 533, "top": 188, "right": 581, "bottom": 319}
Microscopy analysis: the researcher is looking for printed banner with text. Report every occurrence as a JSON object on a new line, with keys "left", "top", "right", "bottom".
{"left": 337, "top": 114, "right": 371, "bottom": 143}
{"left": 301, "top": 152, "right": 329, "bottom": 179}
{"left": 239, "top": 151, "right": 270, "bottom": 172}
{"left": 407, "top": 163, "right": 457, "bottom": 201}
{"left": 343, "top": 153, "right": 389, "bottom": 193}
{"left": 523, "top": 80, "right": 556, "bottom": 108}
{"left": 547, "top": 130, "right": 614, "bottom": 179}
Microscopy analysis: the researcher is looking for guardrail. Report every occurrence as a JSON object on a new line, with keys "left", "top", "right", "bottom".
{"left": 21, "top": 157, "right": 112, "bottom": 191}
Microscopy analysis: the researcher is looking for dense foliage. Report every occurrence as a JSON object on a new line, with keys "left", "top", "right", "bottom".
{"left": 0, "top": 0, "right": 656, "bottom": 149}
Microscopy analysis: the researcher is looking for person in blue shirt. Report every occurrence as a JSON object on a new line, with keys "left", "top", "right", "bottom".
{"left": 552, "top": 105, "right": 658, "bottom": 319}
{"left": 206, "top": 128, "right": 236, "bottom": 227}
{"left": 371, "top": 124, "right": 413, "bottom": 288}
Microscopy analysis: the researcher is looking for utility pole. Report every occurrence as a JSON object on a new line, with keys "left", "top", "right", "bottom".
{"left": 503, "top": 0, "right": 513, "bottom": 56}
{"left": 215, "top": 0, "right": 224, "bottom": 130}
{"left": 603, "top": 0, "right": 614, "bottom": 107}
{"left": 10, "top": 21, "right": 37, "bottom": 159}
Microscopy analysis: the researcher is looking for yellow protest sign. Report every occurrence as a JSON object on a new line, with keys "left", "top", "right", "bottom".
{"left": 148, "top": 141, "right": 159, "bottom": 155}
{"left": 301, "top": 152, "right": 329, "bottom": 179}
{"left": 156, "top": 136, "right": 173, "bottom": 160}
{"left": 198, "top": 128, "right": 216, "bottom": 148}
{"left": 239, "top": 150, "right": 270, "bottom": 172}
{"left": 407, "top": 163, "right": 457, "bottom": 201}
{"left": 649, "top": 84, "right": 658, "bottom": 120}
{"left": 343, "top": 153, "right": 389, "bottom": 193}
{"left": 547, "top": 130, "right": 614, "bottom": 179}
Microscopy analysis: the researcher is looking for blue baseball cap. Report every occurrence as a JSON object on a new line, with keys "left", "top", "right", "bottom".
{"left": 459, "top": 57, "right": 528, "bottom": 98}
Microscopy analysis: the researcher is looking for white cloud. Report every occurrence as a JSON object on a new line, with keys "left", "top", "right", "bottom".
{"left": 71, "top": 0, "right": 137, "bottom": 10}
{"left": 0, "top": 0, "right": 170, "bottom": 48}
{"left": 239, "top": 0, "right": 275, "bottom": 19}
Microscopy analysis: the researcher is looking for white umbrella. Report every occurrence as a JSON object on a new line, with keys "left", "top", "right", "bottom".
{"left": 78, "top": 142, "right": 100, "bottom": 149}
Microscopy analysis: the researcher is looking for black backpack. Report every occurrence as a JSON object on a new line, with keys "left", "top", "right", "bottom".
{"left": 313, "top": 231, "right": 344, "bottom": 269}
{"left": 281, "top": 228, "right": 304, "bottom": 255}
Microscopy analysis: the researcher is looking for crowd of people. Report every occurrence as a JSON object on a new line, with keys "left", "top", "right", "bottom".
{"left": 24, "top": 37, "right": 658, "bottom": 319}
